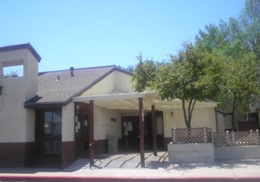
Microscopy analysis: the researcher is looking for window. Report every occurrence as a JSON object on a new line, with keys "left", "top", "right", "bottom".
{"left": 44, "top": 111, "right": 62, "bottom": 137}
{"left": 2, "top": 60, "right": 24, "bottom": 78}
{"left": 36, "top": 110, "right": 62, "bottom": 155}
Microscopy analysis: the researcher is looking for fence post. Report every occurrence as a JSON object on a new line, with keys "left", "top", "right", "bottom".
{"left": 172, "top": 128, "right": 177, "bottom": 143}
{"left": 231, "top": 131, "right": 236, "bottom": 146}
{"left": 203, "top": 127, "right": 207, "bottom": 143}
{"left": 256, "top": 129, "right": 260, "bottom": 145}
{"left": 226, "top": 131, "right": 230, "bottom": 146}
{"left": 249, "top": 130, "right": 253, "bottom": 145}
{"left": 211, "top": 132, "right": 214, "bottom": 145}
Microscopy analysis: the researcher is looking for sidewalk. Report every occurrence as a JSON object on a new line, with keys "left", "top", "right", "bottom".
{"left": 0, "top": 152, "right": 260, "bottom": 181}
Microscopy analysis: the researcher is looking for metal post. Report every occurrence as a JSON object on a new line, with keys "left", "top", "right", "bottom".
{"left": 250, "top": 130, "right": 253, "bottom": 145}
{"left": 139, "top": 97, "right": 145, "bottom": 167}
{"left": 226, "top": 131, "right": 230, "bottom": 146}
{"left": 151, "top": 105, "right": 157, "bottom": 156}
{"left": 89, "top": 100, "right": 94, "bottom": 167}
{"left": 256, "top": 130, "right": 260, "bottom": 145}
{"left": 203, "top": 127, "right": 207, "bottom": 143}
{"left": 231, "top": 131, "right": 236, "bottom": 146}
{"left": 211, "top": 132, "right": 214, "bottom": 146}
{"left": 172, "top": 128, "right": 177, "bottom": 143}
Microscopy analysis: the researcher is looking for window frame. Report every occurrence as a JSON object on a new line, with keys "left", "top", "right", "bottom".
{"left": 35, "top": 108, "right": 62, "bottom": 156}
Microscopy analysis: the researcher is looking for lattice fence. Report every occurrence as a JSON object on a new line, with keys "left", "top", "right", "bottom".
{"left": 171, "top": 127, "right": 212, "bottom": 144}
{"left": 212, "top": 130, "right": 260, "bottom": 147}
{"left": 171, "top": 128, "right": 260, "bottom": 147}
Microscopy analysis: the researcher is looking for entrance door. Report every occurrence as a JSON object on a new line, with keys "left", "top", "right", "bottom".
{"left": 36, "top": 109, "right": 62, "bottom": 156}
{"left": 146, "top": 111, "right": 164, "bottom": 150}
{"left": 75, "top": 105, "right": 89, "bottom": 158}
{"left": 121, "top": 116, "right": 140, "bottom": 151}
{"left": 35, "top": 109, "right": 62, "bottom": 167}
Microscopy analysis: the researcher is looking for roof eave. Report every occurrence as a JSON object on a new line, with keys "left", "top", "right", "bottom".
{"left": 0, "top": 43, "right": 41, "bottom": 62}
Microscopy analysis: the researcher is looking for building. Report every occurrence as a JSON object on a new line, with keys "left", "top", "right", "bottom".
{"left": 0, "top": 43, "right": 219, "bottom": 168}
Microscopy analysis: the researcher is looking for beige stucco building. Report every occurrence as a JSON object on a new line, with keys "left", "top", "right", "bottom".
{"left": 0, "top": 43, "right": 219, "bottom": 168}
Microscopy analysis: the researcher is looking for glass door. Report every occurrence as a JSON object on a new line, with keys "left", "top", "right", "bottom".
{"left": 36, "top": 110, "right": 62, "bottom": 156}
{"left": 75, "top": 106, "right": 89, "bottom": 158}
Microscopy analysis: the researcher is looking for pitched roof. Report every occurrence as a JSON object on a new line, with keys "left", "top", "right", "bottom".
{"left": 24, "top": 65, "right": 131, "bottom": 108}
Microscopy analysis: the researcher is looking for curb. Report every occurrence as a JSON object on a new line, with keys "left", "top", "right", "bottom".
{"left": 1, "top": 175, "right": 260, "bottom": 182}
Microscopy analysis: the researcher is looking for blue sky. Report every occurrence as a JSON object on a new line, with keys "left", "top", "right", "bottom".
{"left": 0, "top": 0, "right": 246, "bottom": 72}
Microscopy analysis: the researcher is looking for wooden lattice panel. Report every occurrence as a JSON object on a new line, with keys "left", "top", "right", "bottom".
{"left": 235, "top": 131, "right": 259, "bottom": 146}
{"left": 211, "top": 132, "right": 232, "bottom": 147}
{"left": 212, "top": 131, "right": 260, "bottom": 147}
{"left": 172, "top": 128, "right": 212, "bottom": 144}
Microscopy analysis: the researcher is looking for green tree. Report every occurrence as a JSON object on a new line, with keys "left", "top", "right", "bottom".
{"left": 117, "top": 65, "right": 135, "bottom": 73}
{"left": 2, "top": 70, "right": 20, "bottom": 78}
{"left": 132, "top": 43, "right": 223, "bottom": 128}
{"left": 240, "top": 0, "right": 260, "bottom": 59}
{"left": 196, "top": 8, "right": 260, "bottom": 130}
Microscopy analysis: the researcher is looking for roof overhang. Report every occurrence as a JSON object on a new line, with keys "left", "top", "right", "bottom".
{"left": 73, "top": 92, "right": 217, "bottom": 111}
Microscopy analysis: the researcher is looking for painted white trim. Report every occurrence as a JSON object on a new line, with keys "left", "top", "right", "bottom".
{"left": 73, "top": 93, "right": 145, "bottom": 102}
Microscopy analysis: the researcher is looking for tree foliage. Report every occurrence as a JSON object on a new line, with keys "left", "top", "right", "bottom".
{"left": 132, "top": 43, "right": 223, "bottom": 128}
{"left": 2, "top": 70, "right": 20, "bottom": 78}
{"left": 195, "top": 0, "right": 260, "bottom": 130}
{"left": 132, "top": 0, "right": 260, "bottom": 130}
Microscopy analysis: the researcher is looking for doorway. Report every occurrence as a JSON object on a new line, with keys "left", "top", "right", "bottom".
{"left": 75, "top": 103, "right": 89, "bottom": 158}
{"left": 121, "top": 111, "right": 164, "bottom": 151}
{"left": 121, "top": 116, "right": 140, "bottom": 151}
{"left": 146, "top": 111, "right": 164, "bottom": 150}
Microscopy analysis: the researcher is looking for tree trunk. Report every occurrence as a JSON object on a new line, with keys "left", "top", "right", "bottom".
{"left": 231, "top": 93, "right": 236, "bottom": 131}
{"left": 182, "top": 99, "right": 196, "bottom": 129}
{"left": 182, "top": 99, "right": 190, "bottom": 128}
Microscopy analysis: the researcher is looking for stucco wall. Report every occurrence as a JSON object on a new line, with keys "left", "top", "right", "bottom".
{"left": 0, "top": 49, "right": 38, "bottom": 143}
{"left": 94, "top": 106, "right": 121, "bottom": 140}
{"left": 24, "top": 51, "right": 38, "bottom": 99}
{"left": 62, "top": 102, "right": 74, "bottom": 142}
{"left": 81, "top": 70, "right": 134, "bottom": 96}
{"left": 25, "top": 109, "right": 35, "bottom": 142}
{"left": 115, "top": 70, "right": 134, "bottom": 93}
{"left": 0, "top": 78, "right": 30, "bottom": 142}
{"left": 82, "top": 71, "right": 116, "bottom": 96}
{"left": 164, "top": 107, "right": 217, "bottom": 138}
{"left": 217, "top": 112, "right": 225, "bottom": 132}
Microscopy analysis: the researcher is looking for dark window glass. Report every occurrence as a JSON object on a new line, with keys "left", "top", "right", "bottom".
{"left": 44, "top": 111, "right": 62, "bottom": 137}
{"left": 37, "top": 109, "right": 62, "bottom": 155}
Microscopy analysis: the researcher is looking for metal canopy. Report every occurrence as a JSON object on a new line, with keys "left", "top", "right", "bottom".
{"left": 73, "top": 92, "right": 217, "bottom": 111}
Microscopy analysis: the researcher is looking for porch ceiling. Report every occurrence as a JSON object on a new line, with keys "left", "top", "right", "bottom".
{"left": 73, "top": 92, "right": 217, "bottom": 111}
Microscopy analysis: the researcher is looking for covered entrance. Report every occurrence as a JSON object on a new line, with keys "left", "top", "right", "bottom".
{"left": 73, "top": 92, "right": 173, "bottom": 167}
{"left": 121, "top": 111, "right": 164, "bottom": 151}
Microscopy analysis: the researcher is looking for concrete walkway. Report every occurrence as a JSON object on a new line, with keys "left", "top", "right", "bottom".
{"left": 0, "top": 151, "right": 260, "bottom": 181}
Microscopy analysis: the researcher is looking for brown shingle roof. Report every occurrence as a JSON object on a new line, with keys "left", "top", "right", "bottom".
{"left": 24, "top": 65, "right": 127, "bottom": 108}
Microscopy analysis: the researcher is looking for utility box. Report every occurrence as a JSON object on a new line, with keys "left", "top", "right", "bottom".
{"left": 108, "top": 135, "right": 118, "bottom": 154}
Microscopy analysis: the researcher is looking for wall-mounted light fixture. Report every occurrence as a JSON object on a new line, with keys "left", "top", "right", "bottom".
{"left": 0, "top": 86, "right": 2, "bottom": 95}
{"left": 170, "top": 111, "right": 174, "bottom": 117}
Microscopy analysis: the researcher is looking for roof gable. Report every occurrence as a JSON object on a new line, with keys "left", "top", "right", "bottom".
{"left": 24, "top": 65, "right": 120, "bottom": 108}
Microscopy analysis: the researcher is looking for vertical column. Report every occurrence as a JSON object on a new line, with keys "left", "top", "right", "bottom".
{"left": 0, "top": 62, "right": 2, "bottom": 77}
{"left": 151, "top": 105, "right": 157, "bottom": 156}
{"left": 89, "top": 100, "right": 94, "bottom": 166}
{"left": 203, "top": 127, "right": 207, "bottom": 143}
{"left": 214, "top": 107, "right": 218, "bottom": 132}
{"left": 139, "top": 97, "right": 145, "bottom": 167}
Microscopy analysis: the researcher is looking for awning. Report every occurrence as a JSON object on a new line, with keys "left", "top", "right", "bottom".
{"left": 73, "top": 92, "right": 217, "bottom": 111}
